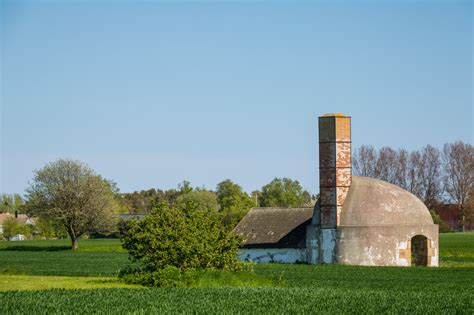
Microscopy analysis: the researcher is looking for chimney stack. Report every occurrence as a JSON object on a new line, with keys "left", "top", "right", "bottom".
{"left": 319, "top": 114, "right": 351, "bottom": 227}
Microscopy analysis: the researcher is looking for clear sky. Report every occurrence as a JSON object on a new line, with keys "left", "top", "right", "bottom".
{"left": 1, "top": 0, "right": 472, "bottom": 195}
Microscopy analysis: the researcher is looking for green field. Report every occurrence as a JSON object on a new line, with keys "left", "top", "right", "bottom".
{"left": 0, "top": 233, "right": 473, "bottom": 314}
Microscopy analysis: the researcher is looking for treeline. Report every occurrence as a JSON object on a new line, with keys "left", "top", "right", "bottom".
{"left": 118, "top": 178, "right": 314, "bottom": 228}
{"left": 0, "top": 194, "right": 25, "bottom": 214}
{"left": 353, "top": 141, "right": 473, "bottom": 229}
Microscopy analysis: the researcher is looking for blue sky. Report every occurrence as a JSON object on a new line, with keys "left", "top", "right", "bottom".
{"left": 1, "top": 0, "right": 472, "bottom": 195}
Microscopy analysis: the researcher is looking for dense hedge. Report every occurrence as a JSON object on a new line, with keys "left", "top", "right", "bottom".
{"left": 119, "top": 203, "right": 242, "bottom": 286}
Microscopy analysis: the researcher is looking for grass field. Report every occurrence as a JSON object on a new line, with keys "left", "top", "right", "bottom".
{"left": 0, "top": 233, "right": 473, "bottom": 313}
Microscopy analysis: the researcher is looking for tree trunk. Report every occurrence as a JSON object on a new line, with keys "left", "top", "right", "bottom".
{"left": 66, "top": 225, "right": 79, "bottom": 251}
{"left": 71, "top": 237, "right": 79, "bottom": 251}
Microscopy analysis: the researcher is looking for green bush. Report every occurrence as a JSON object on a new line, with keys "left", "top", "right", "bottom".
{"left": 119, "top": 265, "right": 192, "bottom": 288}
{"left": 2, "top": 217, "right": 21, "bottom": 239}
{"left": 430, "top": 210, "right": 451, "bottom": 233}
{"left": 119, "top": 202, "right": 242, "bottom": 286}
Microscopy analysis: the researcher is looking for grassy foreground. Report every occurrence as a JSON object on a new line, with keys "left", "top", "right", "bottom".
{"left": 0, "top": 233, "right": 473, "bottom": 313}
{"left": 0, "top": 275, "right": 140, "bottom": 291}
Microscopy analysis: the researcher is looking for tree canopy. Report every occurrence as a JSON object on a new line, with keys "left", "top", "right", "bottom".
{"left": 216, "top": 179, "right": 255, "bottom": 228}
{"left": 25, "top": 159, "right": 119, "bottom": 250}
{"left": 0, "top": 194, "right": 24, "bottom": 214}
{"left": 120, "top": 202, "right": 242, "bottom": 286}
{"left": 259, "top": 178, "right": 312, "bottom": 208}
{"left": 176, "top": 190, "right": 218, "bottom": 212}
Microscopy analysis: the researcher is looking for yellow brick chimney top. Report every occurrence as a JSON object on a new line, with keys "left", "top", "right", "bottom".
{"left": 321, "top": 113, "right": 349, "bottom": 117}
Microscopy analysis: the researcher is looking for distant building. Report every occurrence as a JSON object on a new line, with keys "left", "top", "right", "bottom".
{"left": 432, "top": 204, "right": 472, "bottom": 231}
{"left": 0, "top": 212, "right": 35, "bottom": 235}
{"left": 234, "top": 114, "right": 439, "bottom": 267}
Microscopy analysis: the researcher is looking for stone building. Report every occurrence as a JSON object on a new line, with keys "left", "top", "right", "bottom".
{"left": 234, "top": 114, "right": 439, "bottom": 267}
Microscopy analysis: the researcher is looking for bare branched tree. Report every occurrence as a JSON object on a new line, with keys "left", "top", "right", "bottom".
{"left": 406, "top": 150, "right": 423, "bottom": 199}
{"left": 417, "top": 145, "right": 442, "bottom": 209}
{"left": 353, "top": 145, "right": 377, "bottom": 177}
{"left": 394, "top": 149, "right": 409, "bottom": 190}
{"left": 442, "top": 142, "right": 474, "bottom": 231}
{"left": 353, "top": 142, "right": 472, "bottom": 215}
{"left": 375, "top": 146, "right": 398, "bottom": 184}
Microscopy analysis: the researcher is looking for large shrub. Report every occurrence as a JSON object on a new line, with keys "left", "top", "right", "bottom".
{"left": 120, "top": 202, "right": 242, "bottom": 286}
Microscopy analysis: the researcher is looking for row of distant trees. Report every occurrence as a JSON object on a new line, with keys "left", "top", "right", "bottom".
{"left": 0, "top": 194, "right": 24, "bottom": 214}
{"left": 2, "top": 140, "right": 471, "bottom": 248}
{"left": 353, "top": 141, "right": 473, "bottom": 230}
{"left": 0, "top": 159, "right": 312, "bottom": 249}
{"left": 118, "top": 178, "right": 313, "bottom": 227}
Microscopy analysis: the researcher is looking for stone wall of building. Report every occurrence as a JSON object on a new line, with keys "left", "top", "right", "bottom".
{"left": 337, "top": 225, "right": 439, "bottom": 267}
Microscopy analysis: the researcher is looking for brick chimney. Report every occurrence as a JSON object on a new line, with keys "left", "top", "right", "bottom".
{"left": 319, "top": 114, "right": 351, "bottom": 227}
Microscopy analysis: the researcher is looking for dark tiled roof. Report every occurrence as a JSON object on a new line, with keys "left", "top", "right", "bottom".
{"left": 233, "top": 207, "right": 314, "bottom": 248}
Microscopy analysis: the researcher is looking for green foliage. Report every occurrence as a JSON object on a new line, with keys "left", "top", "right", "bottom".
{"left": 430, "top": 210, "right": 451, "bottom": 233}
{"left": 119, "top": 265, "right": 192, "bottom": 288}
{"left": 178, "top": 180, "right": 193, "bottom": 195}
{"left": 1, "top": 217, "right": 22, "bottom": 239}
{"left": 259, "top": 178, "right": 312, "bottom": 208}
{"left": 216, "top": 179, "right": 255, "bottom": 228}
{"left": 120, "top": 181, "right": 194, "bottom": 214}
{"left": 176, "top": 190, "right": 218, "bottom": 212}
{"left": 0, "top": 194, "right": 24, "bottom": 214}
{"left": 34, "top": 217, "right": 67, "bottom": 239}
{"left": 17, "top": 225, "right": 32, "bottom": 239}
{"left": 25, "top": 159, "right": 119, "bottom": 250}
{"left": 120, "top": 203, "right": 242, "bottom": 286}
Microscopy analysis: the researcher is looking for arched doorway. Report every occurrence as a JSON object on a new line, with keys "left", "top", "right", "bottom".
{"left": 411, "top": 235, "right": 428, "bottom": 266}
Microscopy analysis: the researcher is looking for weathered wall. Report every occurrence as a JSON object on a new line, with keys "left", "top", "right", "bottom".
{"left": 238, "top": 248, "right": 306, "bottom": 263}
{"left": 316, "top": 114, "right": 351, "bottom": 264}
{"left": 319, "top": 114, "right": 351, "bottom": 228}
{"left": 337, "top": 225, "right": 439, "bottom": 267}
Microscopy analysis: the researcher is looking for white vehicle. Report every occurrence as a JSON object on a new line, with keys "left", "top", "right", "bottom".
{"left": 10, "top": 234, "right": 26, "bottom": 241}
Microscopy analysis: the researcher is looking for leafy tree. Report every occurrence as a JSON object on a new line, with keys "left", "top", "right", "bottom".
{"left": 35, "top": 217, "right": 67, "bottom": 239}
{"left": 259, "top": 178, "right": 310, "bottom": 208}
{"left": 2, "top": 216, "right": 21, "bottom": 239}
{"left": 13, "top": 194, "right": 25, "bottom": 213}
{"left": 0, "top": 194, "right": 14, "bottom": 213}
{"left": 0, "top": 194, "right": 25, "bottom": 214}
{"left": 178, "top": 180, "right": 193, "bottom": 195}
{"left": 176, "top": 190, "right": 218, "bottom": 212}
{"left": 120, "top": 202, "right": 242, "bottom": 286}
{"left": 216, "top": 180, "right": 255, "bottom": 227}
{"left": 18, "top": 224, "right": 32, "bottom": 239}
{"left": 430, "top": 210, "right": 450, "bottom": 233}
{"left": 25, "top": 159, "right": 119, "bottom": 250}
{"left": 120, "top": 181, "right": 194, "bottom": 214}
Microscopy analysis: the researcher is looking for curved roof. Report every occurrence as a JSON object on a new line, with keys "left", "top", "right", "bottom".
{"left": 340, "top": 176, "right": 434, "bottom": 226}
